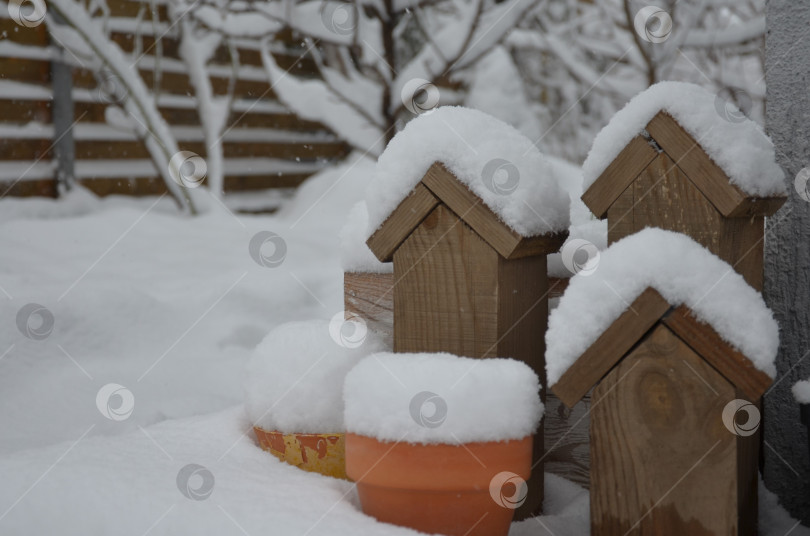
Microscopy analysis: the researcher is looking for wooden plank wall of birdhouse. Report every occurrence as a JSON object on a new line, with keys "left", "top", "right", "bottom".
{"left": 590, "top": 324, "right": 749, "bottom": 535}
{"left": 392, "top": 203, "right": 548, "bottom": 374}
{"left": 393, "top": 203, "right": 501, "bottom": 357}
{"left": 607, "top": 151, "right": 765, "bottom": 290}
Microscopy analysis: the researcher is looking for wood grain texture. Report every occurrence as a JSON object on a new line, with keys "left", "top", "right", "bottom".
{"left": 0, "top": 26, "right": 51, "bottom": 179}
{"left": 496, "top": 254, "right": 548, "bottom": 382}
{"left": 663, "top": 306, "right": 772, "bottom": 400}
{"left": 496, "top": 249, "right": 548, "bottom": 519}
{"left": 716, "top": 214, "right": 765, "bottom": 292}
{"left": 631, "top": 152, "right": 720, "bottom": 245}
{"left": 391, "top": 202, "right": 553, "bottom": 360}
{"left": 393, "top": 204, "right": 499, "bottom": 356}
{"left": 420, "top": 162, "right": 521, "bottom": 258}
{"left": 591, "top": 324, "right": 740, "bottom": 536}
{"left": 729, "top": 196, "right": 786, "bottom": 218}
{"left": 551, "top": 287, "right": 672, "bottom": 408}
{"left": 605, "top": 183, "right": 634, "bottom": 245}
{"left": 615, "top": 152, "right": 766, "bottom": 290}
{"left": 645, "top": 111, "right": 781, "bottom": 218}
{"left": 366, "top": 184, "right": 440, "bottom": 262}
{"left": 0, "top": 18, "right": 50, "bottom": 46}
{"left": 646, "top": 111, "right": 743, "bottom": 216}
{"left": 0, "top": 98, "right": 53, "bottom": 123}
{"left": 737, "top": 393, "right": 761, "bottom": 536}
{"left": 421, "top": 163, "right": 567, "bottom": 259}
{"left": 547, "top": 277, "right": 570, "bottom": 301}
{"left": 581, "top": 135, "right": 658, "bottom": 219}
{"left": 344, "top": 272, "right": 394, "bottom": 347}
{"left": 544, "top": 391, "right": 591, "bottom": 488}
{"left": 343, "top": 274, "right": 569, "bottom": 329}
{"left": 0, "top": 178, "right": 57, "bottom": 198}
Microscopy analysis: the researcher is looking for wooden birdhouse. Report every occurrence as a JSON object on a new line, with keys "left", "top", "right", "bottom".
{"left": 366, "top": 162, "right": 567, "bottom": 372}
{"left": 581, "top": 83, "right": 788, "bottom": 291}
{"left": 547, "top": 228, "right": 778, "bottom": 535}
{"left": 365, "top": 161, "right": 568, "bottom": 517}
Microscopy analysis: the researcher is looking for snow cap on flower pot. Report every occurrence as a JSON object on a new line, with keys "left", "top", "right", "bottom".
{"left": 343, "top": 352, "right": 543, "bottom": 536}
{"left": 244, "top": 318, "right": 387, "bottom": 479}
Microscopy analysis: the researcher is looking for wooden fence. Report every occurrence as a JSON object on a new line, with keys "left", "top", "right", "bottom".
{"left": 0, "top": 0, "right": 349, "bottom": 200}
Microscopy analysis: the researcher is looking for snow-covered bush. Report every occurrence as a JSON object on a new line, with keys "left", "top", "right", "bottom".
{"left": 245, "top": 319, "right": 388, "bottom": 433}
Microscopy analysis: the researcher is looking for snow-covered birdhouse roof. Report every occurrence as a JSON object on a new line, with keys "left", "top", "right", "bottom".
{"left": 546, "top": 228, "right": 777, "bottom": 408}
{"left": 364, "top": 106, "right": 570, "bottom": 261}
{"left": 581, "top": 81, "right": 787, "bottom": 219}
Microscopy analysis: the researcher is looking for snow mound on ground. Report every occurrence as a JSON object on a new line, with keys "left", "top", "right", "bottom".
{"left": 365, "top": 106, "right": 570, "bottom": 238}
{"left": 758, "top": 477, "right": 810, "bottom": 536}
{"left": 0, "top": 406, "right": 804, "bottom": 535}
{"left": 546, "top": 228, "right": 779, "bottom": 386}
{"left": 792, "top": 379, "right": 810, "bottom": 405}
{"left": 344, "top": 352, "right": 543, "bottom": 444}
{"left": 582, "top": 81, "right": 787, "bottom": 197}
{"left": 340, "top": 202, "right": 392, "bottom": 273}
{"left": 244, "top": 320, "right": 388, "bottom": 433}
{"left": 509, "top": 473, "right": 590, "bottom": 536}
{"left": 0, "top": 407, "right": 422, "bottom": 536}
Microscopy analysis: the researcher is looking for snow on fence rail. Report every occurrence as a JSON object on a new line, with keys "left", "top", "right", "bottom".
{"left": 0, "top": 0, "right": 347, "bottom": 199}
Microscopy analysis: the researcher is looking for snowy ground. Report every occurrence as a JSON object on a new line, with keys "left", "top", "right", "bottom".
{"left": 0, "top": 155, "right": 805, "bottom": 535}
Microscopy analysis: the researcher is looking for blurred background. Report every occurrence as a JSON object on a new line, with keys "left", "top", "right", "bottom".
{"left": 0, "top": 0, "right": 766, "bottom": 211}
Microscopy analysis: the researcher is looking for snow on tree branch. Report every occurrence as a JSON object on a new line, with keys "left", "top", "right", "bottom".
{"left": 260, "top": 38, "right": 387, "bottom": 157}
{"left": 46, "top": 0, "right": 197, "bottom": 213}
{"left": 179, "top": 19, "right": 231, "bottom": 199}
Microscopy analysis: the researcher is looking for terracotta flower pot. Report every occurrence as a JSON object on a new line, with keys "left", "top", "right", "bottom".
{"left": 345, "top": 433, "right": 533, "bottom": 536}
{"left": 254, "top": 426, "right": 347, "bottom": 480}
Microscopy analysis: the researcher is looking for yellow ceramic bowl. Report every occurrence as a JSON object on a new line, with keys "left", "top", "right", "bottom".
{"left": 254, "top": 427, "right": 347, "bottom": 480}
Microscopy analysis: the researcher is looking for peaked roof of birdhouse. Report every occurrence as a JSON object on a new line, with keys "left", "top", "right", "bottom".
{"left": 581, "top": 82, "right": 787, "bottom": 219}
{"left": 364, "top": 107, "right": 570, "bottom": 261}
{"left": 546, "top": 228, "right": 777, "bottom": 408}
{"left": 366, "top": 162, "right": 568, "bottom": 261}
